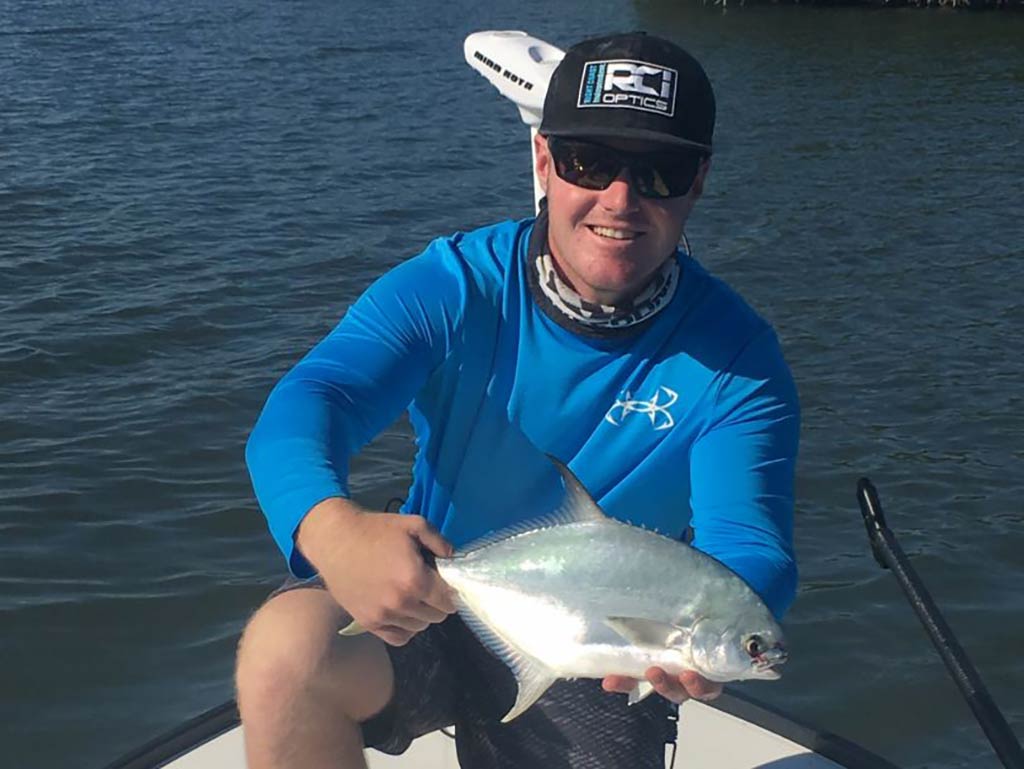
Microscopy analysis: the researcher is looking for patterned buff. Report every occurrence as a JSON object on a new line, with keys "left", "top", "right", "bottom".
{"left": 534, "top": 245, "right": 683, "bottom": 332}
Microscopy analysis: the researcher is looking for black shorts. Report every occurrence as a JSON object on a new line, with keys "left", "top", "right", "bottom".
{"left": 274, "top": 577, "right": 680, "bottom": 769}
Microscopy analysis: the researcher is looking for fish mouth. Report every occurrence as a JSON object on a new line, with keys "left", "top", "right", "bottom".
{"left": 753, "top": 646, "right": 788, "bottom": 677}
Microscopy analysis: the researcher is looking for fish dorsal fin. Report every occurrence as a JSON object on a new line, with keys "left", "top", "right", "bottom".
{"left": 457, "top": 455, "right": 608, "bottom": 554}
{"left": 628, "top": 680, "right": 656, "bottom": 706}
{"left": 456, "top": 602, "right": 557, "bottom": 723}
{"left": 547, "top": 454, "right": 608, "bottom": 524}
{"left": 604, "top": 617, "right": 689, "bottom": 648}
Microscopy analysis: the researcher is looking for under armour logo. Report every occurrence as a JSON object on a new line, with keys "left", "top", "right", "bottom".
{"left": 604, "top": 386, "right": 678, "bottom": 431}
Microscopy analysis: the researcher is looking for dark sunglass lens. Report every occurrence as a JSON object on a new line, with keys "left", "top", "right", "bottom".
{"left": 643, "top": 153, "right": 702, "bottom": 198}
{"left": 632, "top": 163, "right": 674, "bottom": 198}
{"left": 551, "top": 141, "right": 619, "bottom": 190}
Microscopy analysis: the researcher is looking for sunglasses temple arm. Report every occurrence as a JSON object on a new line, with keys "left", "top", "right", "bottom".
{"left": 529, "top": 127, "right": 544, "bottom": 214}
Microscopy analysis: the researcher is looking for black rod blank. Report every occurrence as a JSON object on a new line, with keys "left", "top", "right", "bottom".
{"left": 857, "top": 478, "right": 1024, "bottom": 769}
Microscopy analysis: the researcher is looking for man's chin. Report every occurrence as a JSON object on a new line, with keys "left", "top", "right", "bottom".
{"left": 577, "top": 272, "right": 650, "bottom": 306}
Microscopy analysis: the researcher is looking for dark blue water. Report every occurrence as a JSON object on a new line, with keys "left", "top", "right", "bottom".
{"left": 2, "top": 1, "right": 1022, "bottom": 767}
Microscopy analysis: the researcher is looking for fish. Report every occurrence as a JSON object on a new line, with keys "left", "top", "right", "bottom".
{"left": 342, "top": 456, "right": 787, "bottom": 723}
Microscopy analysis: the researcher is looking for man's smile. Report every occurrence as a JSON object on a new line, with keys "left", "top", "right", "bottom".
{"left": 587, "top": 224, "right": 644, "bottom": 241}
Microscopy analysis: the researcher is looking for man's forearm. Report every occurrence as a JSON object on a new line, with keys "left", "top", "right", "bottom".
{"left": 294, "top": 496, "right": 366, "bottom": 574}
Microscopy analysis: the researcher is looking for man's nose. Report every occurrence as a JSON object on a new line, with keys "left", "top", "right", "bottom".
{"left": 598, "top": 167, "right": 640, "bottom": 212}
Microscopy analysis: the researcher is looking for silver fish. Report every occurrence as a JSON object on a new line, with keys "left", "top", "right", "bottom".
{"left": 434, "top": 457, "right": 788, "bottom": 723}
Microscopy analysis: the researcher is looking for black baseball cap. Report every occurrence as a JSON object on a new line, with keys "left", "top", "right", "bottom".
{"left": 539, "top": 32, "right": 715, "bottom": 153}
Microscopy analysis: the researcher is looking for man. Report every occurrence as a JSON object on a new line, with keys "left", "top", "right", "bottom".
{"left": 237, "top": 31, "right": 799, "bottom": 769}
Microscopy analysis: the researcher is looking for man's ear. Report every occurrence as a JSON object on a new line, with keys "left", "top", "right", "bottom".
{"left": 534, "top": 133, "right": 550, "bottom": 194}
{"left": 690, "top": 157, "right": 712, "bottom": 199}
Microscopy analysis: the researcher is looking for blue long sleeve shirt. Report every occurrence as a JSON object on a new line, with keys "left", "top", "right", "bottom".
{"left": 246, "top": 217, "right": 800, "bottom": 618}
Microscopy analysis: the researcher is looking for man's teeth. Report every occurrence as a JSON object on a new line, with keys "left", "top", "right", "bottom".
{"left": 591, "top": 226, "right": 636, "bottom": 240}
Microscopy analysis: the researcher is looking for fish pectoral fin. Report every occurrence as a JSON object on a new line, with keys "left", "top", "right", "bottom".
{"left": 502, "top": 657, "right": 558, "bottom": 723}
{"left": 604, "top": 617, "right": 688, "bottom": 648}
{"left": 628, "top": 680, "right": 656, "bottom": 706}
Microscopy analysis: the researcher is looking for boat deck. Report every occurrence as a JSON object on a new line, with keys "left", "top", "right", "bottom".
{"left": 109, "top": 692, "right": 899, "bottom": 769}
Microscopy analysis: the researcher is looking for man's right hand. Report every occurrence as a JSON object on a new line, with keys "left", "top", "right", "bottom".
{"left": 296, "top": 497, "right": 458, "bottom": 647}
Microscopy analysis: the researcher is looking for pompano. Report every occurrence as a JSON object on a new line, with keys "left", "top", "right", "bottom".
{"left": 344, "top": 456, "right": 787, "bottom": 723}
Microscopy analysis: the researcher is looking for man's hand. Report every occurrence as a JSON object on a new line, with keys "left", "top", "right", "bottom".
{"left": 296, "top": 497, "right": 457, "bottom": 647}
{"left": 602, "top": 668, "right": 723, "bottom": 705}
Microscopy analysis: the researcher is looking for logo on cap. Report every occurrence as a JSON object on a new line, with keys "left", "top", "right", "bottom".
{"left": 577, "top": 59, "right": 677, "bottom": 117}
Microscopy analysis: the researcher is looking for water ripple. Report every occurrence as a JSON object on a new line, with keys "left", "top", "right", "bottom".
{"left": 2, "top": 2, "right": 1022, "bottom": 768}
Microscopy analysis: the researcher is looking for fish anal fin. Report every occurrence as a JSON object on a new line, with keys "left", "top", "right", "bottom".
{"left": 456, "top": 604, "right": 557, "bottom": 723}
{"left": 628, "top": 680, "right": 656, "bottom": 706}
{"left": 501, "top": 657, "right": 558, "bottom": 723}
{"left": 604, "top": 616, "right": 688, "bottom": 648}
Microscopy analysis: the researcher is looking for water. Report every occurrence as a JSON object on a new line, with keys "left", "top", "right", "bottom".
{"left": 1, "top": 1, "right": 1022, "bottom": 767}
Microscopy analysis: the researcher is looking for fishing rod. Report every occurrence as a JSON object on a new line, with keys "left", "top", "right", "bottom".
{"left": 857, "top": 478, "right": 1024, "bottom": 769}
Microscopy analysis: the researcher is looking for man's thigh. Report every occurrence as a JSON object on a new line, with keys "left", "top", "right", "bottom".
{"left": 245, "top": 582, "right": 394, "bottom": 723}
{"left": 270, "top": 577, "right": 463, "bottom": 756}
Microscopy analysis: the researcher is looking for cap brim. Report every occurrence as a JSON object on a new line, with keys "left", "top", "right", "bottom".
{"left": 541, "top": 126, "right": 712, "bottom": 153}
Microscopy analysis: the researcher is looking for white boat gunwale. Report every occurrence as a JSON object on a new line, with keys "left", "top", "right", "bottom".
{"left": 101, "top": 691, "right": 902, "bottom": 769}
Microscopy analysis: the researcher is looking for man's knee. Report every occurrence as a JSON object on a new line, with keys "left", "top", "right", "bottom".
{"left": 235, "top": 588, "right": 395, "bottom": 723}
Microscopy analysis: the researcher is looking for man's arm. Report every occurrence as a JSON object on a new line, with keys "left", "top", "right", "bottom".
{"left": 245, "top": 239, "right": 469, "bottom": 643}
{"left": 688, "top": 326, "right": 800, "bottom": 620}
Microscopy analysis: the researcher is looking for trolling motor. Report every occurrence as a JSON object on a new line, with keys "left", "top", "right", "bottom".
{"left": 463, "top": 31, "right": 564, "bottom": 211}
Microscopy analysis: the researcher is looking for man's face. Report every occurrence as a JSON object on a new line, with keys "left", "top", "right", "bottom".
{"left": 534, "top": 134, "right": 709, "bottom": 306}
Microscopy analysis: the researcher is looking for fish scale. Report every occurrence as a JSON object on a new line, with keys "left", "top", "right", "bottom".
{"left": 447, "top": 521, "right": 719, "bottom": 624}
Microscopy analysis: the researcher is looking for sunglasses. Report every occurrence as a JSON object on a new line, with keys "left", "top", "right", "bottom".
{"left": 546, "top": 137, "right": 706, "bottom": 200}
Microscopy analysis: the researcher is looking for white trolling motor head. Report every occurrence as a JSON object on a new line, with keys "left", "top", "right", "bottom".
{"left": 463, "top": 31, "right": 564, "bottom": 127}
{"left": 464, "top": 31, "right": 565, "bottom": 211}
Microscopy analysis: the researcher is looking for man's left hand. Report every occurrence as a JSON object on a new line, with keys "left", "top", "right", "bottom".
{"left": 602, "top": 668, "right": 723, "bottom": 705}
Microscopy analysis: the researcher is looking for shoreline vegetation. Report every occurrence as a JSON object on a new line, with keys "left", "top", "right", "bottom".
{"left": 701, "top": 0, "right": 1022, "bottom": 8}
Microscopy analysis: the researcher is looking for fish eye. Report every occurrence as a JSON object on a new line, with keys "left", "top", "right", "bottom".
{"left": 744, "top": 635, "right": 764, "bottom": 658}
